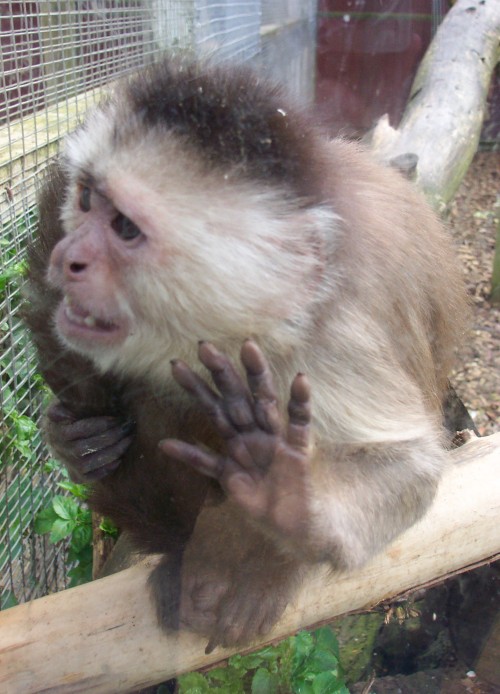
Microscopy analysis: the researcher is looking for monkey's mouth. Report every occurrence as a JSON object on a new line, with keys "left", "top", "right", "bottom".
{"left": 57, "top": 296, "right": 123, "bottom": 344}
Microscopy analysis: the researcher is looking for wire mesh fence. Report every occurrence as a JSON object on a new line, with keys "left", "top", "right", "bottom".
{"left": 0, "top": 0, "right": 316, "bottom": 609}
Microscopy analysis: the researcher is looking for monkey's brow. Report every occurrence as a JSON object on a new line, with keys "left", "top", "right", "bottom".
{"left": 77, "top": 172, "right": 109, "bottom": 200}
{"left": 78, "top": 171, "right": 96, "bottom": 188}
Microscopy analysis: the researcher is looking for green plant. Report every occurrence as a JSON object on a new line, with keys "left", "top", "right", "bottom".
{"left": 0, "top": 259, "right": 28, "bottom": 293}
{"left": 34, "top": 461, "right": 118, "bottom": 586}
{"left": 178, "top": 626, "right": 348, "bottom": 694}
{"left": 34, "top": 470, "right": 93, "bottom": 585}
{"left": 292, "top": 628, "right": 349, "bottom": 693}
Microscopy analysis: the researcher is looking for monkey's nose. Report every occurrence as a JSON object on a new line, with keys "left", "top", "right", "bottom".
{"left": 67, "top": 260, "right": 87, "bottom": 276}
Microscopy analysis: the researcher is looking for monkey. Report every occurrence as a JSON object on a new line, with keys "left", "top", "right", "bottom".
{"left": 24, "top": 58, "right": 467, "bottom": 651}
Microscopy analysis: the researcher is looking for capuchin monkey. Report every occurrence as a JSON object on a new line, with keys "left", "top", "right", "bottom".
{"left": 25, "top": 59, "right": 467, "bottom": 651}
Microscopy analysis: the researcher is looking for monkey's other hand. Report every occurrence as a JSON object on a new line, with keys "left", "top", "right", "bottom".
{"left": 160, "top": 340, "right": 313, "bottom": 540}
{"left": 46, "top": 402, "right": 134, "bottom": 482}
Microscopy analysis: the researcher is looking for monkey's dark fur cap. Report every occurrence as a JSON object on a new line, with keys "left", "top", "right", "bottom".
{"left": 125, "top": 59, "right": 318, "bottom": 197}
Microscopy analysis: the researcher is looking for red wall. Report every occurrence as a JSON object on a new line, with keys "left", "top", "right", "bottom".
{"left": 316, "top": 0, "right": 448, "bottom": 135}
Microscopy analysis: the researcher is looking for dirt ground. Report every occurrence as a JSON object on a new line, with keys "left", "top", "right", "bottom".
{"left": 448, "top": 150, "right": 499, "bottom": 436}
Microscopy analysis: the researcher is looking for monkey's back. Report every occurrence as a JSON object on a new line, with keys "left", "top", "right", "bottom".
{"left": 319, "top": 138, "right": 467, "bottom": 412}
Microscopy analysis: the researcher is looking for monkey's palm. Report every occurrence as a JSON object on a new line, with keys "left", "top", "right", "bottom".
{"left": 160, "top": 340, "right": 312, "bottom": 540}
{"left": 224, "top": 431, "right": 311, "bottom": 537}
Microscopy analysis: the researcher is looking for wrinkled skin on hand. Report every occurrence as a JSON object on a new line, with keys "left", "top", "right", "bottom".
{"left": 45, "top": 402, "right": 134, "bottom": 482}
{"left": 161, "top": 339, "right": 313, "bottom": 543}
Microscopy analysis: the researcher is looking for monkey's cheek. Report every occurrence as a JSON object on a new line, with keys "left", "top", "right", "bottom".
{"left": 54, "top": 300, "right": 128, "bottom": 350}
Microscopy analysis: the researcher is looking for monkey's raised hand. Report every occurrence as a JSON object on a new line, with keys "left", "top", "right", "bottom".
{"left": 160, "top": 340, "right": 313, "bottom": 540}
{"left": 46, "top": 403, "right": 134, "bottom": 482}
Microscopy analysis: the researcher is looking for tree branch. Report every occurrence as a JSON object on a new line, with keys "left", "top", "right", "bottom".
{"left": 369, "top": 0, "right": 500, "bottom": 206}
{"left": 1, "top": 433, "right": 499, "bottom": 693}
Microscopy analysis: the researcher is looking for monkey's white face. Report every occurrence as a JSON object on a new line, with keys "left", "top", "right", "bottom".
{"left": 48, "top": 112, "right": 338, "bottom": 382}
{"left": 48, "top": 180, "right": 138, "bottom": 353}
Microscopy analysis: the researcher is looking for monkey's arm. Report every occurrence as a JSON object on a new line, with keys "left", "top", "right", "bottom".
{"left": 155, "top": 341, "right": 319, "bottom": 649}
{"left": 161, "top": 340, "right": 442, "bottom": 569}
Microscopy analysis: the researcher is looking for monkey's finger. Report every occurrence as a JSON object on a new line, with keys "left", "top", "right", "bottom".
{"left": 46, "top": 411, "right": 128, "bottom": 443}
{"left": 197, "top": 342, "right": 256, "bottom": 431}
{"left": 81, "top": 460, "right": 122, "bottom": 482}
{"left": 77, "top": 435, "right": 132, "bottom": 480}
{"left": 286, "top": 373, "right": 311, "bottom": 450}
{"left": 218, "top": 594, "right": 265, "bottom": 648}
{"left": 204, "top": 595, "right": 245, "bottom": 652}
{"left": 171, "top": 358, "right": 236, "bottom": 439}
{"left": 240, "top": 339, "right": 282, "bottom": 433}
{"left": 71, "top": 422, "right": 134, "bottom": 458}
{"left": 159, "top": 439, "right": 226, "bottom": 480}
{"left": 239, "top": 339, "right": 275, "bottom": 397}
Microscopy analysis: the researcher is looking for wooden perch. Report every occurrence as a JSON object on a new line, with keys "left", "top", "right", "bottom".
{"left": 1, "top": 433, "right": 499, "bottom": 693}
{"left": 369, "top": 0, "right": 500, "bottom": 205}
{"left": 2, "top": 5, "right": 499, "bottom": 692}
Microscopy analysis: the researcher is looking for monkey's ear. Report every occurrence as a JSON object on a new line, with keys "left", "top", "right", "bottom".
{"left": 389, "top": 153, "right": 419, "bottom": 180}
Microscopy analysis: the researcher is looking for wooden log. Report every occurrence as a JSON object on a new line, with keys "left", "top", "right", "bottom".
{"left": 1, "top": 433, "right": 499, "bottom": 694}
{"left": 369, "top": 0, "right": 500, "bottom": 206}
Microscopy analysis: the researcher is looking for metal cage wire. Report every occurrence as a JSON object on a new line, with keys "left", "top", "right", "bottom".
{"left": 0, "top": 0, "right": 316, "bottom": 608}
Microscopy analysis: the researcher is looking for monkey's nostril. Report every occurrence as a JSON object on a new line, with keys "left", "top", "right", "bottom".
{"left": 69, "top": 262, "right": 87, "bottom": 274}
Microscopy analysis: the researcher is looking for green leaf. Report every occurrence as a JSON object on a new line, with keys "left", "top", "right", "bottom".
{"left": 52, "top": 495, "right": 79, "bottom": 521}
{"left": 307, "top": 650, "right": 340, "bottom": 674}
{"left": 77, "top": 508, "right": 92, "bottom": 526}
{"left": 34, "top": 505, "right": 59, "bottom": 534}
{"left": 57, "top": 480, "right": 89, "bottom": 500}
{"left": 251, "top": 668, "right": 277, "bottom": 694}
{"left": 67, "top": 544, "right": 92, "bottom": 565}
{"left": 178, "top": 672, "right": 211, "bottom": 693}
{"left": 292, "top": 680, "right": 314, "bottom": 694}
{"left": 49, "top": 518, "right": 74, "bottom": 543}
{"left": 207, "top": 667, "right": 231, "bottom": 681}
{"left": 44, "top": 458, "right": 68, "bottom": 476}
{"left": 99, "top": 518, "right": 118, "bottom": 537}
{"left": 294, "top": 631, "right": 314, "bottom": 661}
{"left": 67, "top": 560, "right": 92, "bottom": 586}
{"left": 13, "top": 414, "right": 37, "bottom": 438}
{"left": 0, "top": 262, "right": 27, "bottom": 291}
{"left": 290, "top": 628, "right": 348, "bottom": 694}
{"left": 314, "top": 627, "right": 340, "bottom": 659}
{"left": 70, "top": 524, "right": 92, "bottom": 552}
{"left": 246, "top": 648, "right": 280, "bottom": 666}
{"left": 312, "top": 671, "right": 345, "bottom": 694}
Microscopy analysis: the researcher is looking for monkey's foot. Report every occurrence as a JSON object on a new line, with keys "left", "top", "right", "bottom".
{"left": 164, "top": 503, "right": 303, "bottom": 651}
{"left": 178, "top": 551, "right": 301, "bottom": 652}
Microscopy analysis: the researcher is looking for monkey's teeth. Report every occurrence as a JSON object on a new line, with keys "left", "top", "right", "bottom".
{"left": 63, "top": 296, "right": 110, "bottom": 330}
{"left": 66, "top": 306, "right": 92, "bottom": 327}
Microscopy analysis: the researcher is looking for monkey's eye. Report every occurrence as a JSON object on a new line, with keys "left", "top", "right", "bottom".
{"left": 79, "top": 185, "right": 91, "bottom": 213}
{"left": 111, "top": 213, "right": 142, "bottom": 241}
